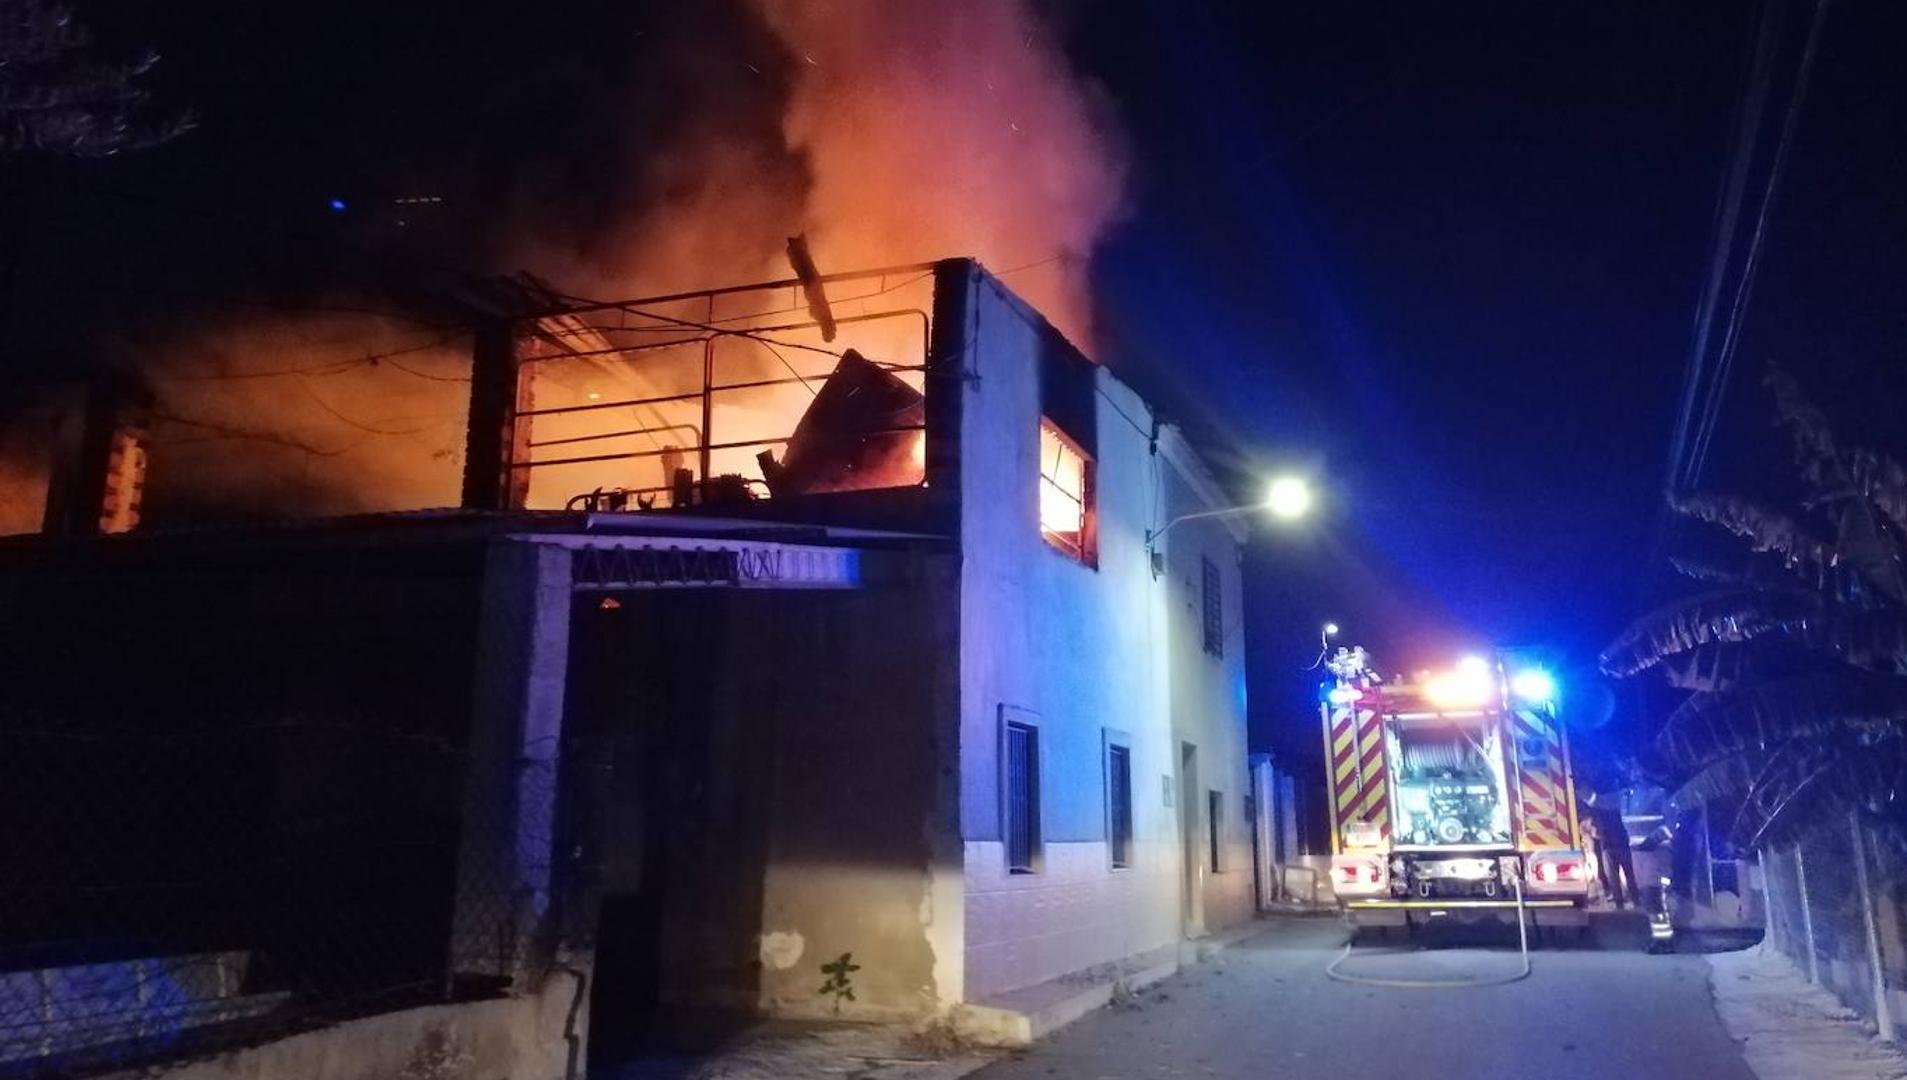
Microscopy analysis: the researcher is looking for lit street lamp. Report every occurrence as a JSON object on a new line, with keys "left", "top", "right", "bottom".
{"left": 1265, "top": 475, "right": 1313, "bottom": 520}
{"left": 1146, "top": 473, "right": 1316, "bottom": 577}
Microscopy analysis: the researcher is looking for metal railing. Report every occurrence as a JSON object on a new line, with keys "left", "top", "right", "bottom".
{"left": 511, "top": 271, "right": 935, "bottom": 508}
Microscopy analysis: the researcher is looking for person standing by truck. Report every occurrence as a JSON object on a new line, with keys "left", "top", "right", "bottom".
{"left": 1586, "top": 791, "right": 1638, "bottom": 908}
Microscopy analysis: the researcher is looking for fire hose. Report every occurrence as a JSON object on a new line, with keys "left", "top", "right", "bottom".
{"left": 1323, "top": 877, "right": 1533, "bottom": 989}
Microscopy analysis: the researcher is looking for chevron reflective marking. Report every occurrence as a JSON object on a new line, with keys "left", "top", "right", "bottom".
{"left": 1328, "top": 706, "right": 1391, "bottom": 841}
{"left": 1351, "top": 781, "right": 1389, "bottom": 824}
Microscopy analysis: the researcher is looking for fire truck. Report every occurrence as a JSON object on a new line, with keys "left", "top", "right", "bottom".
{"left": 1320, "top": 646, "right": 1592, "bottom": 933}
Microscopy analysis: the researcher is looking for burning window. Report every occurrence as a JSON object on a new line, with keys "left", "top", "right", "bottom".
{"left": 1039, "top": 419, "right": 1093, "bottom": 563}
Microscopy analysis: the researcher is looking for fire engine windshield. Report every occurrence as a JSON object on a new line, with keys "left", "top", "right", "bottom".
{"left": 1391, "top": 721, "right": 1513, "bottom": 847}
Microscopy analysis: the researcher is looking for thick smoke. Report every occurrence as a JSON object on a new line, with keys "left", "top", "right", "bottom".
{"left": 534, "top": 0, "right": 1127, "bottom": 350}
{"left": 0, "top": 0, "right": 1128, "bottom": 531}
{"left": 757, "top": 0, "right": 1127, "bottom": 349}
{"left": 137, "top": 314, "right": 470, "bottom": 523}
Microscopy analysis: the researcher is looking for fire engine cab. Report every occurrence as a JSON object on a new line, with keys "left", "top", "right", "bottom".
{"left": 1320, "top": 646, "right": 1592, "bottom": 933}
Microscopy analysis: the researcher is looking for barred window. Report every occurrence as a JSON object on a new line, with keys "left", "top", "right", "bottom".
{"left": 1208, "top": 789, "right": 1224, "bottom": 872}
{"left": 1201, "top": 557, "right": 1223, "bottom": 657}
{"left": 1005, "top": 721, "right": 1041, "bottom": 873}
{"left": 1107, "top": 743, "right": 1133, "bottom": 869}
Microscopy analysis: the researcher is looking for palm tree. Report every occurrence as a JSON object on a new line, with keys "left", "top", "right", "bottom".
{"left": 1601, "top": 367, "right": 1907, "bottom": 850}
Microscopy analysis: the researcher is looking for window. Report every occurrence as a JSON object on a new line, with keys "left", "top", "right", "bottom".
{"left": 1005, "top": 721, "right": 1041, "bottom": 873}
{"left": 1107, "top": 743, "right": 1133, "bottom": 869}
{"left": 1208, "top": 790, "right": 1224, "bottom": 872}
{"left": 1039, "top": 419, "right": 1094, "bottom": 564}
{"left": 1201, "top": 557, "right": 1223, "bottom": 657}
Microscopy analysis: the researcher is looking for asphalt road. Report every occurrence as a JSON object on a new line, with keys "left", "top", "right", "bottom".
{"left": 970, "top": 916, "right": 1758, "bottom": 1080}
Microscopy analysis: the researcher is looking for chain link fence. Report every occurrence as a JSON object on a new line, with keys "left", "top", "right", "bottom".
{"left": 1759, "top": 812, "right": 1907, "bottom": 1040}
{"left": 0, "top": 717, "right": 571, "bottom": 1078}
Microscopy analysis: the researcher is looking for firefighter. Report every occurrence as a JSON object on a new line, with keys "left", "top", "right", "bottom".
{"left": 1585, "top": 792, "right": 1638, "bottom": 908}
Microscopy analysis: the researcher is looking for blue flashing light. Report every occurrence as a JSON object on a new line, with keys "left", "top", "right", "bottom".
{"left": 328, "top": 197, "right": 347, "bottom": 213}
{"left": 1510, "top": 669, "right": 1557, "bottom": 704}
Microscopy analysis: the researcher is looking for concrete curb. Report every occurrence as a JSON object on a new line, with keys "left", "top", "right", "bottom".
{"left": 956, "top": 919, "right": 1274, "bottom": 1050}
{"left": 1706, "top": 944, "right": 1907, "bottom": 1080}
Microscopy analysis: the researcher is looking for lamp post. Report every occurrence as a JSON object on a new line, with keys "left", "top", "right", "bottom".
{"left": 1146, "top": 474, "right": 1315, "bottom": 578}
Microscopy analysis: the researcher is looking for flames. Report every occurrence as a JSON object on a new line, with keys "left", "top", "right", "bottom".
{"left": 0, "top": 0, "right": 1127, "bottom": 530}
{"left": 530, "top": 0, "right": 1126, "bottom": 349}
{"left": 518, "top": 272, "right": 936, "bottom": 509}
{"left": 751, "top": 0, "right": 1126, "bottom": 349}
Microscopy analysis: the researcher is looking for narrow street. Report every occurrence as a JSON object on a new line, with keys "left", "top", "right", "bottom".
{"left": 973, "top": 917, "right": 1758, "bottom": 1080}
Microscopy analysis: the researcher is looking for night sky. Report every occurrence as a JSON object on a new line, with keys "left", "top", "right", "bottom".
{"left": 7, "top": 1, "right": 1906, "bottom": 785}
{"left": 1065, "top": 2, "right": 1907, "bottom": 779}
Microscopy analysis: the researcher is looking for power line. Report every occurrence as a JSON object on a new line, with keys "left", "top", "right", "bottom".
{"left": 1667, "top": 0, "right": 1832, "bottom": 494}
{"left": 1665, "top": 0, "right": 1782, "bottom": 496}
{"left": 296, "top": 381, "right": 428, "bottom": 437}
{"left": 1685, "top": 0, "right": 1833, "bottom": 487}
{"left": 151, "top": 334, "right": 466, "bottom": 382}
{"left": 150, "top": 410, "right": 346, "bottom": 457}
{"left": 380, "top": 356, "right": 471, "bottom": 383}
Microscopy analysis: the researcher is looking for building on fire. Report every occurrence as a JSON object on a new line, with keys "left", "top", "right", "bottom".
{"left": 0, "top": 259, "right": 1253, "bottom": 1078}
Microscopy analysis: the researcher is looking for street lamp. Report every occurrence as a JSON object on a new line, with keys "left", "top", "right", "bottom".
{"left": 1265, "top": 475, "right": 1313, "bottom": 520}
{"left": 1307, "top": 622, "right": 1341, "bottom": 669}
{"left": 1145, "top": 473, "right": 1316, "bottom": 577}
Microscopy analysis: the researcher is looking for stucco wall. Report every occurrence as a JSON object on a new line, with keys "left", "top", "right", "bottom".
{"left": 954, "top": 268, "right": 1246, "bottom": 1001}
{"left": 747, "top": 559, "right": 963, "bottom": 1021}
{"left": 1156, "top": 446, "right": 1256, "bottom": 933}
{"left": 564, "top": 551, "right": 961, "bottom": 1027}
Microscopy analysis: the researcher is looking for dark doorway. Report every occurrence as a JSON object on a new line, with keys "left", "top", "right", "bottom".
{"left": 565, "top": 591, "right": 781, "bottom": 1076}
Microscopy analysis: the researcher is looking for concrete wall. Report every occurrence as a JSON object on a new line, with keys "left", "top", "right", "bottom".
{"left": 450, "top": 541, "right": 575, "bottom": 987}
{"left": 118, "top": 972, "right": 580, "bottom": 1080}
{"left": 747, "top": 559, "right": 962, "bottom": 1021}
{"left": 953, "top": 267, "right": 1247, "bottom": 1001}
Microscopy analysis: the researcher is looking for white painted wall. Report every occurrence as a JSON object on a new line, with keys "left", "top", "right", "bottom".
{"left": 953, "top": 267, "right": 1250, "bottom": 1002}
{"left": 1156, "top": 431, "right": 1256, "bottom": 933}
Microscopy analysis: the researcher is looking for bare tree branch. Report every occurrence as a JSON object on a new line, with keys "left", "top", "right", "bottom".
{"left": 0, "top": 0, "right": 194, "bottom": 158}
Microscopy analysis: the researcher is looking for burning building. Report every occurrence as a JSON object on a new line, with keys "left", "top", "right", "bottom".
{"left": 0, "top": 260, "right": 1252, "bottom": 1078}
